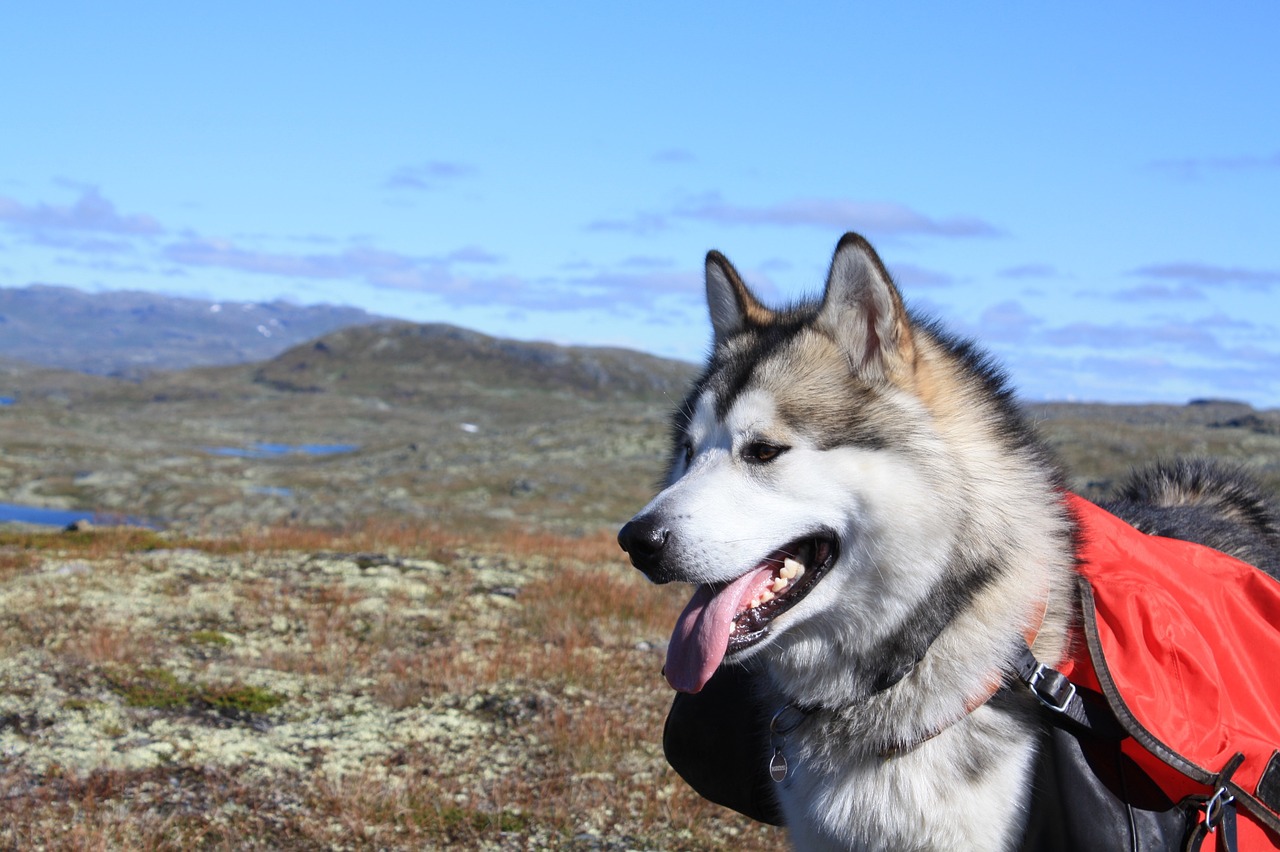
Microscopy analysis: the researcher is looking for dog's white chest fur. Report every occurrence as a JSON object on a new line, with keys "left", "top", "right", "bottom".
{"left": 776, "top": 712, "right": 1038, "bottom": 851}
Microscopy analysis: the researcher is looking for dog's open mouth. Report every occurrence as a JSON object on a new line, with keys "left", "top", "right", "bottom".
{"left": 664, "top": 534, "right": 836, "bottom": 693}
{"left": 727, "top": 536, "right": 834, "bottom": 652}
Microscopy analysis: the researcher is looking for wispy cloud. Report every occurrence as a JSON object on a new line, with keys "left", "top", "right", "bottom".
{"left": 384, "top": 160, "right": 478, "bottom": 191}
{"left": 888, "top": 262, "right": 956, "bottom": 288}
{"left": 675, "top": 194, "right": 1002, "bottom": 237}
{"left": 977, "top": 299, "right": 1042, "bottom": 344}
{"left": 164, "top": 238, "right": 420, "bottom": 282}
{"left": 1043, "top": 319, "right": 1225, "bottom": 353}
{"left": 586, "top": 194, "right": 1002, "bottom": 239}
{"left": 444, "top": 245, "right": 503, "bottom": 264}
{"left": 160, "top": 233, "right": 704, "bottom": 314}
{"left": 565, "top": 267, "right": 701, "bottom": 299}
{"left": 1069, "top": 351, "right": 1280, "bottom": 401}
{"left": 1128, "top": 262, "right": 1280, "bottom": 290}
{"left": 0, "top": 187, "right": 161, "bottom": 236}
{"left": 26, "top": 231, "right": 139, "bottom": 255}
{"left": 1112, "top": 282, "right": 1207, "bottom": 302}
{"left": 1151, "top": 150, "right": 1280, "bottom": 180}
{"left": 998, "top": 263, "right": 1060, "bottom": 279}
{"left": 584, "top": 212, "right": 671, "bottom": 236}
{"left": 620, "top": 255, "right": 676, "bottom": 269}
{"left": 165, "top": 236, "right": 536, "bottom": 306}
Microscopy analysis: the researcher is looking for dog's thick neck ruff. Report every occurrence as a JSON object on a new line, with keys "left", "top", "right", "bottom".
{"left": 765, "top": 583, "right": 1052, "bottom": 773}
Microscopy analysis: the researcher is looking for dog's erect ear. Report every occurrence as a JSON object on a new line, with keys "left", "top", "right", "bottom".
{"left": 706, "top": 250, "right": 773, "bottom": 347}
{"left": 817, "top": 232, "right": 915, "bottom": 380}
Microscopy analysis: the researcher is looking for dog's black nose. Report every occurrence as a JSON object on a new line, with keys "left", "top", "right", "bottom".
{"left": 618, "top": 518, "right": 671, "bottom": 581}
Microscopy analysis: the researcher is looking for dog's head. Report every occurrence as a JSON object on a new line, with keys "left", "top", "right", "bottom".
{"left": 619, "top": 233, "right": 966, "bottom": 695}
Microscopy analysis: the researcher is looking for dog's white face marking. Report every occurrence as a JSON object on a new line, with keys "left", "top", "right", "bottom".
{"left": 644, "top": 383, "right": 962, "bottom": 668}
{"left": 647, "top": 388, "right": 836, "bottom": 584}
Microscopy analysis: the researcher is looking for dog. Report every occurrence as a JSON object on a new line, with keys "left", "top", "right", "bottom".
{"left": 618, "top": 233, "right": 1280, "bottom": 850}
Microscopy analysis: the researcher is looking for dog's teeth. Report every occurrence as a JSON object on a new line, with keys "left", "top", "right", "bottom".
{"left": 781, "top": 557, "right": 804, "bottom": 579}
{"left": 771, "top": 576, "right": 789, "bottom": 593}
{"left": 761, "top": 590, "right": 776, "bottom": 603}
{"left": 749, "top": 598, "right": 762, "bottom": 609}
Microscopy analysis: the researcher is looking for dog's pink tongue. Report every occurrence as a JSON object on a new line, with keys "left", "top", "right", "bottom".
{"left": 665, "top": 567, "right": 774, "bottom": 693}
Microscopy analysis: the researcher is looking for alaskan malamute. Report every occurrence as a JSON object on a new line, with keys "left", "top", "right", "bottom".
{"left": 618, "top": 233, "right": 1280, "bottom": 850}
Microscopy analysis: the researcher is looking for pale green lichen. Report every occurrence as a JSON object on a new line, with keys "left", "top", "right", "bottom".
{"left": 0, "top": 539, "right": 749, "bottom": 849}
{"left": 0, "top": 548, "right": 503, "bottom": 788}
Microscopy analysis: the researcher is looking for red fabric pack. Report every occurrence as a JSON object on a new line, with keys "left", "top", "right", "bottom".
{"left": 1060, "top": 494, "right": 1280, "bottom": 849}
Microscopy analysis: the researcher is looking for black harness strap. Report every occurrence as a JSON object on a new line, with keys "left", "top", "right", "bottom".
{"left": 1011, "top": 641, "right": 1126, "bottom": 740}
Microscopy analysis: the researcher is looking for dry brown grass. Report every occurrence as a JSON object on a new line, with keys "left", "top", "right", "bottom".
{"left": 202, "top": 518, "right": 624, "bottom": 563}
{"left": 0, "top": 521, "right": 785, "bottom": 850}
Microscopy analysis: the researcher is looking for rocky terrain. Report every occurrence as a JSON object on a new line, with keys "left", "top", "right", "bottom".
{"left": 1, "top": 316, "right": 1278, "bottom": 849}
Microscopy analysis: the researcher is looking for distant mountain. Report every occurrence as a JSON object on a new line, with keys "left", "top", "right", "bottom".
{"left": 0, "top": 284, "right": 386, "bottom": 375}
{"left": 252, "top": 321, "right": 698, "bottom": 403}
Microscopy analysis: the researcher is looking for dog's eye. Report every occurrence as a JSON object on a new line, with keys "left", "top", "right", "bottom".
{"left": 743, "top": 442, "right": 787, "bottom": 464}
{"left": 682, "top": 442, "right": 694, "bottom": 467}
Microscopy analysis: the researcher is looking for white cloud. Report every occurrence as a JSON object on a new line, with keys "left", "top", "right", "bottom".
{"left": 1151, "top": 150, "right": 1280, "bottom": 180}
{"left": 1128, "top": 262, "right": 1280, "bottom": 290}
{"left": 674, "top": 194, "right": 1002, "bottom": 237}
{"left": 1043, "top": 319, "right": 1225, "bottom": 353}
{"left": 0, "top": 187, "right": 161, "bottom": 236}
{"left": 977, "top": 299, "right": 1042, "bottom": 344}
{"left": 998, "top": 263, "right": 1060, "bottom": 279}
{"left": 889, "top": 262, "right": 956, "bottom": 288}
{"left": 584, "top": 212, "right": 671, "bottom": 236}
{"left": 384, "top": 161, "right": 478, "bottom": 191}
{"left": 1112, "top": 282, "right": 1207, "bottom": 301}
{"left": 652, "top": 148, "right": 697, "bottom": 164}
{"left": 586, "top": 194, "right": 1002, "bottom": 240}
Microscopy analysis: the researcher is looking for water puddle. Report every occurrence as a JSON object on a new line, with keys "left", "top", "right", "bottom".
{"left": 0, "top": 502, "right": 154, "bottom": 528}
{"left": 203, "top": 442, "right": 359, "bottom": 459}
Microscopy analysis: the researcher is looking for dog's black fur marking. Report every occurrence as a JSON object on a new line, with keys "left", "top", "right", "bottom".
{"left": 1103, "top": 458, "right": 1280, "bottom": 579}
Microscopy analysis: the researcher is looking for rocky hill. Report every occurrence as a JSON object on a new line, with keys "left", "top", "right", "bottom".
{"left": 252, "top": 321, "right": 697, "bottom": 403}
{"left": 0, "top": 284, "right": 384, "bottom": 375}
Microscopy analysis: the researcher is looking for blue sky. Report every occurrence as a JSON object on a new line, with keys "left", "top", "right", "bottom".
{"left": 2, "top": 2, "right": 1278, "bottom": 406}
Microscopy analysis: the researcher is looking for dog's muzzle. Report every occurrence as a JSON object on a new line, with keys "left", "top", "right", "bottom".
{"left": 617, "top": 517, "right": 676, "bottom": 583}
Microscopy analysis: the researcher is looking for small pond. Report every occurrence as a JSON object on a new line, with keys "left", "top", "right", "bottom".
{"left": 0, "top": 502, "right": 150, "bottom": 528}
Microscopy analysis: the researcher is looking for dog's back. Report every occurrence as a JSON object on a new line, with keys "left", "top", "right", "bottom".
{"left": 1102, "top": 459, "right": 1280, "bottom": 579}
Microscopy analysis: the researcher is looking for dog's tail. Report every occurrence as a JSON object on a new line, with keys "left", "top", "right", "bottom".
{"left": 1103, "top": 459, "right": 1280, "bottom": 578}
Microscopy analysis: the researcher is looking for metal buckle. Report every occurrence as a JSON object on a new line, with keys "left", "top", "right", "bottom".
{"left": 1204, "top": 785, "right": 1236, "bottom": 831}
{"left": 1026, "top": 663, "right": 1077, "bottom": 713}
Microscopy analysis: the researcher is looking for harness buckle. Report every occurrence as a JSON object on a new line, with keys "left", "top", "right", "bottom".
{"left": 1026, "top": 662, "right": 1077, "bottom": 714}
{"left": 1204, "top": 785, "right": 1235, "bottom": 830}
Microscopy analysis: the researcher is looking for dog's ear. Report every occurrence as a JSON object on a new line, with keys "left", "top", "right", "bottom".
{"left": 817, "top": 232, "right": 915, "bottom": 380}
{"left": 706, "top": 250, "right": 773, "bottom": 346}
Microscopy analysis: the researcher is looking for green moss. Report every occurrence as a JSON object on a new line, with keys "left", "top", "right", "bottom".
{"left": 104, "top": 666, "right": 284, "bottom": 714}
{"left": 202, "top": 684, "right": 285, "bottom": 714}
{"left": 60, "top": 698, "right": 102, "bottom": 712}
{"left": 186, "top": 630, "right": 232, "bottom": 647}
{"left": 433, "top": 806, "right": 532, "bottom": 835}
{"left": 106, "top": 667, "right": 196, "bottom": 709}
